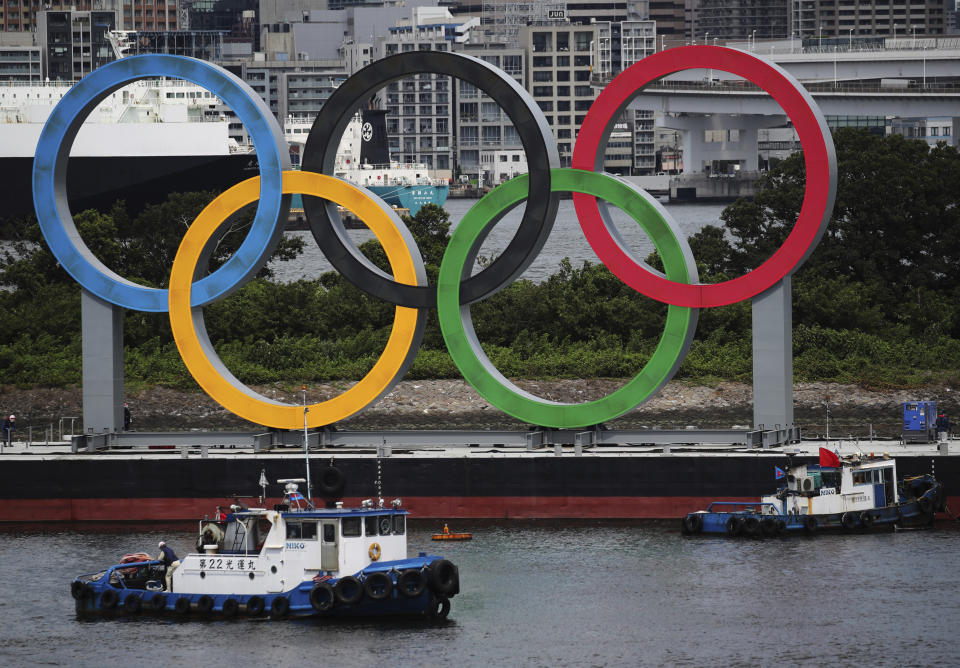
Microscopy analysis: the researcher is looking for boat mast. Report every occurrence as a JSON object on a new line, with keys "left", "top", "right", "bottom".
{"left": 302, "top": 385, "right": 312, "bottom": 502}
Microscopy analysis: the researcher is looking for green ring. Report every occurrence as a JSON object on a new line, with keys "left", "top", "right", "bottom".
{"left": 437, "top": 168, "right": 699, "bottom": 428}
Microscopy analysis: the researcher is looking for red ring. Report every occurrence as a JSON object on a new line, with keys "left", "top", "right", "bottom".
{"left": 572, "top": 46, "right": 835, "bottom": 308}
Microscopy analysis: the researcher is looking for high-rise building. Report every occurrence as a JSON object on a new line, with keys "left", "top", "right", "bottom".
{"left": 38, "top": 10, "right": 117, "bottom": 81}
{"left": 696, "top": 0, "right": 790, "bottom": 40}
{"left": 792, "top": 0, "right": 952, "bottom": 39}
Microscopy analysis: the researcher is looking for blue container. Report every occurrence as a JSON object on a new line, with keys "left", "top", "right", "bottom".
{"left": 903, "top": 400, "right": 937, "bottom": 443}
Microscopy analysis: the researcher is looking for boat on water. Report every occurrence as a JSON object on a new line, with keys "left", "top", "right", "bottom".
{"left": 681, "top": 448, "right": 946, "bottom": 537}
{"left": 0, "top": 78, "right": 259, "bottom": 219}
{"left": 285, "top": 109, "right": 449, "bottom": 217}
{"left": 432, "top": 524, "right": 472, "bottom": 541}
{"left": 70, "top": 467, "right": 461, "bottom": 620}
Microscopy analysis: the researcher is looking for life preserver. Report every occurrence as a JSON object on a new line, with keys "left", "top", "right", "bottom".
{"left": 364, "top": 571, "right": 394, "bottom": 601}
{"left": 428, "top": 595, "right": 451, "bottom": 620}
{"left": 803, "top": 515, "right": 817, "bottom": 534}
{"left": 99, "top": 588, "right": 119, "bottom": 610}
{"left": 246, "top": 595, "right": 265, "bottom": 616}
{"left": 221, "top": 598, "right": 239, "bottom": 617}
{"left": 726, "top": 516, "right": 742, "bottom": 536}
{"left": 123, "top": 593, "right": 142, "bottom": 613}
{"left": 841, "top": 512, "right": 857, "bottom": 531}
{"left": 196, "top": 595, "right": 214, "bottom": 614}
{"left": 368, "top": 542, "right": 382, "bottom": 561}
{"left": 397, "top": 568, "right": 427, "bottom": 598}
{"left": 310, "top": 582, "right": 336, "bottom": 611}
{"left": 335, "top": 576, "right": 363, "bottom": 605}
{"left": 427, "top": 559, "right": 459, "bottom": 597}
{"left": 270, "top": 596, "right": 290, "bottom": 618}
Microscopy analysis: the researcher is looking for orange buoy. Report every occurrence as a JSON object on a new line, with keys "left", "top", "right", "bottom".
{"left": 432, "top": 523, "right": 472, "bottom": 540}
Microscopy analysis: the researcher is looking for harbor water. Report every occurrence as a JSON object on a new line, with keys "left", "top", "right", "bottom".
{"left": 2, "top": 521, "right": 958, "bottom": 667}
{"left": 270, "top": 200, "right": 727, "bottom": 283}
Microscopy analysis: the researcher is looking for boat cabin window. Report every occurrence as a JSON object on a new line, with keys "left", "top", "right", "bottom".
{"left": 378, "top": 516, "right": 393, "bottom": 536}
{"left": 342, "top": 517, "right": 361, "bottom": 537}
{"left": 286, "top": 520, "right": 317, "bottom": 540}
{"left": 853, "top": 469, "right": 889, "bottom": 486}
{"left": 365, "top": 516, "right": 379, "bottom": 537}
{"left": 393, "top": 514, "right": 405, "bottom": 535}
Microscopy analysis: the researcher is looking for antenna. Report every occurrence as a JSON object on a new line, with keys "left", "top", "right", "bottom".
{"left": 303, "top": 385, "right": 312, "bottom": 501}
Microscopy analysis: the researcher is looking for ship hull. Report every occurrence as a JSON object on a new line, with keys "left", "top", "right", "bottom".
{"left": 1, "top": 453, "right": 956, "bottom": 521}
{"left": 366, "top": 184, "right": 449, "bottom": 216}
{"left": 1, "top": 154, "right": 260, "bottom": 220}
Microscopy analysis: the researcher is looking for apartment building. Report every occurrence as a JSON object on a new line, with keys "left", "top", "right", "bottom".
{"left": 696, "top": 0, "right": 790, "bottom": 40}
{"left": 38, "top": 10, "right": 117, "bottom": 81}
{"left": 792, "top": 0, "right": 952, "bottom": 38}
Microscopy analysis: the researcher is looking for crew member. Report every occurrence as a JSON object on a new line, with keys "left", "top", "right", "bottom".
{"left": 1, "top": 415, "right": 14, "bottom": 446}
{"left": 936, "top": 413, "right": 950, "bottom": 443}
{"left": 216, "top": 506, "right": 227, "bottom": 521}
{"left": 158, "top": 541, "right": 180, "bottom": 592}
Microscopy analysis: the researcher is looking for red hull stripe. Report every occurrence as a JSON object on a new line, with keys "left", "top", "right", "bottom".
{"left": 6, "top": 496, "right": 960, "bottom": 522}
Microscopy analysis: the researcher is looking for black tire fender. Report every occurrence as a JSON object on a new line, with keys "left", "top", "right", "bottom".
{"left": 123, "top": 593, "right": 142, "bottom": 613}
{"left": 397, "top": 569, "right": 427, "bottom": 598}
{"left": 428, "top": 595, "right": 451, "bottom": 620}
{"left": 310, "top": 582, "right": 336, "bottom": 612}
{"left": 841, "top": 512, "right": 858, "bottom": 531}
{"left": 363, "top": 571, "right": 394, "bottom": 601}
{"left": 726, "top": 516, "right": 742, "bottom": 536}
{"left": 428, "top": 559, "right": 459, "bottom": 597}
{"left": 246, "top": 595, "right": 265, "bottom": 616}
{"left": 173, "top": 596, "right": 191, "bottom": 615}
{"left": 742, "top": 516, "right": 760, "bottom": 536}
{"left": 196, "top": 595, "right": 214, "bottom": 614}
{"left": 316, "top": 466, "right": 346, "bottom": 500}
{"left": 99, "top": 588, "right": 119, "bottom": 610}
{"left": 148, "top": 592, "right": 166, "bottom": 611}
{"left": 270, "top": 596, "right": 290, "bottom": 618}
{"left": 803, "top": 515, "right": 817, "bottom": 534}
{"left": 221, "top": 598, "right": 239, "bottom": 617}
{"left": 860, "top": 511, "right": 875, "bottom": 528}
{"left": 335, "top": 576, "right": 363, "bottom": 605}
{"left": 71, "top": 581, "right": 90, "bottom": 600}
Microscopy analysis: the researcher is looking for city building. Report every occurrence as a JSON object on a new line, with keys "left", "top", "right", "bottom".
{"left": 0, "top": 44, "right": 42, "bottom": 82}
{"left": 37, "top": 10, "right": 117, "bottom": 81}
{"left": 792, "top": 0, "right": 952, "bottom": 39}
{"left": 696, "top": 0, "right": 790, "bottom": 40}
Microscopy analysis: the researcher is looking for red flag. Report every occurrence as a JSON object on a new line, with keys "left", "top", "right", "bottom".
{"left": 819, "top": 447, "right": 841, "bottom": 468}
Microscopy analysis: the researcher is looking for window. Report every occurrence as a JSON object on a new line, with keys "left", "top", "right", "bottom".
{"left": 378, "top": 515, "right": 393, "bottom": 536}
{"left": 557, "top": 70, "right": 570, "bottom": 81}
{"left": 322, "top": 524, "right": 336, "bottom": 542}
{"left": 286, "top": 521, "right": 317, "bottom": 540}
{"left": 393, "top": 514, "right": 406, "bottom": 534}
{"left": 557, "top": 56, "right": 570, "bottom": 67}
{"left": 512, "top": 154, "right": 520, "bottom": 162}
{"left": 342, "top": 517, "right": 361, "bottom": 537}
{"left": 533, "top": 56, "right": 553, "bottom": 67}
{"left": 533, "top": 86, "right": 553, "bottom": 97}
{"left": 533, "top": 70, "right": 553, "bottom": 82}
{"left": 575, "top": 31, "right": 592, "bottom": 51}
{"left": 538, "top": 100, "right": 554, "bottom": 112}
{"left": 365, "top": 515, "right": 378, "bottom": 536}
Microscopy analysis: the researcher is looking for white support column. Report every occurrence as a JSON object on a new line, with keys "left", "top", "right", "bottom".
{"left": 81, "top": 289, "right": 124, "bottom": 433}
{"left": 752, "top": 277, "right": 794, "bottom": 429}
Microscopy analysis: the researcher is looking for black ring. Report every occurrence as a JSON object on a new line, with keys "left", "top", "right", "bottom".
{"left": 302, "top": 51, "right": 559, "bottom": 308}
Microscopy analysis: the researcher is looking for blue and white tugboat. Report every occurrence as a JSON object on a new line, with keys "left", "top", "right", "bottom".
{"left": 681, "top": 448, "right": 945, "bottom": 537}
{"left": 70, "top": 467, "right": 461, "bottom": 619}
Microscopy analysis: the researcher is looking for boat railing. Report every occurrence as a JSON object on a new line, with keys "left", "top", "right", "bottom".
{"left": 79, "top": 559, "right": 164, "bottom": 588}
{"left": 705, "top": 501, "right": 781, "bottom": 514}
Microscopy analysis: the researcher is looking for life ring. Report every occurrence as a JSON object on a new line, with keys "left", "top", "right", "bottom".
{"left": 221, "top": 597, "right": 239, "bottom": 617}
{"left": 310, "top": 582, "right": 336, "bottom": 612}
{"left": 726, "top": 516, "right": 742, "bottom": 536}
{"left": 427, "top": 559, "right": 459, "bottom": 597}
{"left": 364, "top": 571, "right": 394, "bottom": 601}
{"left": 428, "top": 595, "right": 451, "bottom": 620}
{"left": 196, "top": 595, "right": 214, "bottom": 614}
{"left": 335, "top": 576, "right": 363, "bottom": 605}
{"left": 270, "top": 596, "right": 290, "bottom": 618}
{"left": 860, "top": 511, "right": 875, "bottom": 528}
{"left": 99, "top": 588, "right": 119, "bottom": 610}
{"left": 148, "top": 592, "right": 166, "bottom": 611}
{"left": 918, "top": 495, "right": 933, "bottom": 514}
{"left": 368, "top": 542, "right": 382, "bottom": 561}
{"left": 397, "top": 569, "right": 427, "bottom": 598}
{"left": 803, "top": 515, "right": 817, "bottom": 534}
{"left": 841, "top": 512, "right": 858, "bottom": 531}
{"left": 123, "top": 593, "right": 142, "bottom": 613}
{"left": 246, "top": 595, "right": 265, "bottom": 616}
{"left": 174, "top": 596, "right": 191, "bottom": 615}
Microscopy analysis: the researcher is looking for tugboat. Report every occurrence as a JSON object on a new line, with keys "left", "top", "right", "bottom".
{"left": 70, "top": 467, "right": 461, "bottom": 619}
{"left": 681, "top": 448, "right": 945, "bottom": 537}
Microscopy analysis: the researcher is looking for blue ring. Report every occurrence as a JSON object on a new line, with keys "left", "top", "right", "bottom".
{"left": 32, "top": 55, "right": 289, "bottom": 312}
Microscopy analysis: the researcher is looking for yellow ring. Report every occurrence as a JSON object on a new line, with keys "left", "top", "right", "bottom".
{"left": 169, "top": 170, "right": 422, "bottom": 429}
{"left": 368, "top": 542, "right": 381, "bottom": 561}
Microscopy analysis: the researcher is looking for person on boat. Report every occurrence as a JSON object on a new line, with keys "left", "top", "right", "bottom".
{"left": 123, "top": 403, "right": 131, "bottom": 431}
{"left": 216, "top": 506, "right": 227, "bottom": 521}
{"left": 1, "top": 415, "right": 14, "bottom": 446}
{"left": 936, "top": 413, "right": 950, "bottom": 443}
{"left": 157, "top": 541, "right": 180, "bottom": 592}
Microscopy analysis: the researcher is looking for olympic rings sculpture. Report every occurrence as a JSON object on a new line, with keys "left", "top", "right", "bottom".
{"left": 32, "top": 46, "right": 836, "bottom": 430}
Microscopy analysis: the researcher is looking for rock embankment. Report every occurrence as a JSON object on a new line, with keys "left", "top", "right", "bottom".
{"left": 2, "top": 380, "right": 953, "bottom": 438}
